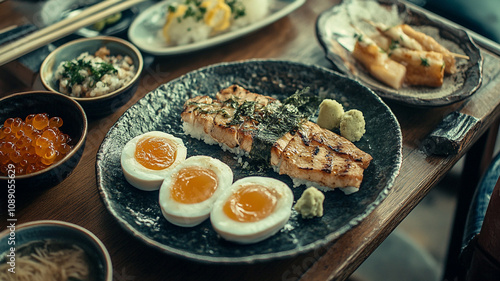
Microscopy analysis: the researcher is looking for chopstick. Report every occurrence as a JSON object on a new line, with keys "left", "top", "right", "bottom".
{"left": 0, "top": 0, "right": 122, "bottom": 54}
{"left": 0, "top": 0, "right": 146, "bottom": 66}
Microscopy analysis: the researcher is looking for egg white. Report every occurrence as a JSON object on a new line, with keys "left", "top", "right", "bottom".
{"left": 210, "top": 176, "right": 293, "bottom": 244}
{"left": 159, "top": 155, "right": 233, "bottom": 227}
{"left": 121, "top": 131, "right": 187, "bottom": 191}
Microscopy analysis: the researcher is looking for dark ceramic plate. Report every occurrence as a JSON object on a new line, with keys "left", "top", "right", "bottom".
{"left": 96, "top": 60, "right": 402, "bottom": 263}
{"left": 316, "top": 0, "right": 483, "bottom": 107}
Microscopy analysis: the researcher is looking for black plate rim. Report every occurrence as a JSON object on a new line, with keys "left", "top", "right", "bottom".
{"left": 96, "top": 59, "right": 403, "bottom": 263}
{"left": 315, "top": 0, "right": 484, "bottom": 107}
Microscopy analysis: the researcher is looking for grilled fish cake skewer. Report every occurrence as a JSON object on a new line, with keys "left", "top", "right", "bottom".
{"left": 366, "top": 20, "right": 459, "bottom": 74}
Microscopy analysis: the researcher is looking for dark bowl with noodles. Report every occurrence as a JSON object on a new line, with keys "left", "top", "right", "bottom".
{"left": 0, "top": 220, "right": 112, "bottom": 281}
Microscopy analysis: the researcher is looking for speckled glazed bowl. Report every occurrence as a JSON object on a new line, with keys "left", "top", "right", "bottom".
{"left": 0, "top": 91, "right": 87, "bottom": 189}
{"left": 0, "top": 220, "right": 112, "bottom": 281}
{"left": 40, "top": 36, "right": 143, "bottom": 118}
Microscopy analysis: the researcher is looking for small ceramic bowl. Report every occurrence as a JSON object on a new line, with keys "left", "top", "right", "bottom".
{"left": 0, "top": 91, "right": 87, "bottom": 189}
{"left": 0, "top": 220, "right": 112, "bottom": 281}
{"left": 40, "top": 36, "right": 144, "bottom": 118}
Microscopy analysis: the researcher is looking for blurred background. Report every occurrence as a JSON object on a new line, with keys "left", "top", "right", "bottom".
{"left": 409, "top": 0, "right": 500, "bottom": 43}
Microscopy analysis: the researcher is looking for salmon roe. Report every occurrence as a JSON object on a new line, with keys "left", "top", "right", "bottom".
{"left": 0, "top": 113, "right": 73, "bottom": 176}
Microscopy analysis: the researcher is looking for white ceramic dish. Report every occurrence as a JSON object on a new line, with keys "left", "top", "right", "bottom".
{"left": 127, "top": 0, "right": 306, "bottom": 55}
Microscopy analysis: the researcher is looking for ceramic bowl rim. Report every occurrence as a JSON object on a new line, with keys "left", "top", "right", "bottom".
{"left": 0, "top": 90, "right": 88, "bottom": 180}
{"left": 40, "top": 36, "right": 144, "bottom": 102}
{"left": 0, "top": 220, "right": 113, "bottom": 281}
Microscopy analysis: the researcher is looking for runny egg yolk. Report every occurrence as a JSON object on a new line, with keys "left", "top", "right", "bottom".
{"left": 171, "top": 166, "right": 218, "bottom": 204}
{"left": 223, "top": 185, "right": 279, "bottom": 222}
{"left": 134, "top": 136, "right": 177, "bottom": 170}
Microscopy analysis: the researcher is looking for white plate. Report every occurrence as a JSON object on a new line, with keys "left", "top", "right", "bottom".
{"left": 128, "top": 0, "right": 306, "bottom": 55}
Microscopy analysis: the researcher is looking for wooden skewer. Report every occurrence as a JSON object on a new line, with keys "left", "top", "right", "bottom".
{"left": 0, "top": 0, "right": 146, "bottom": 66}
{"left": 363, "top": 19, "right": 470, "bottom": 60}
{"left": 362, "top": 19, "right": 385, "bottom": 30}
{"left": 450, "top": 52, "right": 470, "bottom": 60}
{"left": 0, "top": 25, "right": 20, "bottom": 35}
{"left": 350, "top": 24, "right": 366, "bottom": 38}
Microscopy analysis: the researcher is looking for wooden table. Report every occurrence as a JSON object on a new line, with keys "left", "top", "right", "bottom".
{"left": 2, "top": 1, "right": 500, "bottom": 280}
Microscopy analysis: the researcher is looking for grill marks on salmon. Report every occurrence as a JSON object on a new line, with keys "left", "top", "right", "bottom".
{"left": 181, "top": 85, "right": 372, "bottom": 192}
{"left": 182, "top": 85, "right": 279, "bottom": 153}
{"left": 272, "top": 121, "right": 371, "bottom": 190}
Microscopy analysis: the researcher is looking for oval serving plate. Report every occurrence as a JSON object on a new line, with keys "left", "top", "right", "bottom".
{"left": 128, "top": 0, "right": 305, "bottom": 55}
{"left": 96, "top": 60, "right": 402, "bottom": 263}
{"left": 316, "top": 0, "right": 483, "bottom": 107}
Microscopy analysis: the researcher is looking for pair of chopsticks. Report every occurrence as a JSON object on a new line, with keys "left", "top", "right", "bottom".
{"left": 0, "top": 0, "right": 146, "bottom": 66}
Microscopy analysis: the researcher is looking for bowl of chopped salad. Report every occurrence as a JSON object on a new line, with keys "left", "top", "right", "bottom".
{"left": 40, "top": 36, "right": 144, "bottom": 118}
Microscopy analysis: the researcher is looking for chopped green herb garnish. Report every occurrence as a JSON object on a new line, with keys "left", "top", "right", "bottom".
{"left": 420, "top": 57, "right": 430, "bottom": 67}
{"left": 354, "top": 33, "right": 363, "bottom": 42}
{"left": 197, "top": 7, "right": 206, "bottom": 21}
{"left": 167, "top": 0, "right": 246, "bottom": 24}
{"left": 389, "top": 39, "right": 400, "bottom": 50}
{"left": 183, "top": 6, "right": 196, "bottom": 18}
{"left": 187, "top": 101, "right": 232, "bottom": 117}
{"left": 62, "top": 59, "right": 90, "bottom": 86}
{"left": 60, "top": 59, "right": 117, "bottom": 88}
{"left": 227, "top": 0, "right": 246, "bottom": 19}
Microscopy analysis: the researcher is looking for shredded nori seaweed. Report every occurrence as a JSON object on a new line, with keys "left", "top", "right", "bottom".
{"left": 227, "top": 100, "right": 257, "bottom": 125}
{"left": 250, "top": 87, "right": 319, "bottom": 162}
{"left": 187, "top": 87, "right": 319, "bottom": 163}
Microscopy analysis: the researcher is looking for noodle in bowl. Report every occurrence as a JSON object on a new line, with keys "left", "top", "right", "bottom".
{"left": 0, "top": 220, "right": 112, "bottom": 281}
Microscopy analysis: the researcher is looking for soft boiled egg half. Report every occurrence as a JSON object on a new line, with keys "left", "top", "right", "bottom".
{"left": 121, "top": 131, "right": 187, "bottom": 191}
{"left": 210, "top": 176, "right": 294, "bottom": 244}
{"left": 159, "top": 155, "right": 233, "bottom": 227}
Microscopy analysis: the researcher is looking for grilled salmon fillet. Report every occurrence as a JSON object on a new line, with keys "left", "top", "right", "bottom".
{"left": 271, "top": 121, "right": 371, "bottom": 191}
{"left": 182, "top": 85, "right": 279, "bottom": 153}
{"left": 181, "top": 85, "right": 372, "bottom": 193}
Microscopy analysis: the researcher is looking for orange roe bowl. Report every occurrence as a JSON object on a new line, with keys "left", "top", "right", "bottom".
{"left": 0, "top": 91, "right": 87, "bottom": 189}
